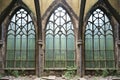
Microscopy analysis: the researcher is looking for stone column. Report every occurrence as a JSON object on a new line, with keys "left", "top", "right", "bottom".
{"left": 77, "top": 39, "right": 84, "bottom": 77}
{"left": 0, "top": 22, "right": 3, "bottom": 73}
{"left": 0, "top": 40, "right": 3, "bottom": 73}
{"left": 36, "top": 40, "right": 43, "bottom": 77}
{"left": 116, "top": 24, "right": 120, "bottom": 73}
{"left": 117, "top": 40, "right": 120, "bottom": 72}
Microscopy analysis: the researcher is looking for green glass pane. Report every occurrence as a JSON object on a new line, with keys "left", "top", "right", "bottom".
{"left": 22, "top": 35, "right": 26, "bottom": 50}
{"left": 94, "top": 35, "right": 99, "bottom": 50}
{"left": 85, "top": 35, "right": 92, "bottom": 50}
{"left": 16, "top": 61, "right": 21, "bottom": 68}
{"left": 54, "top": 35, "right": 60, "bottom": 49}
{"left": 55, "top": 61, "right": 60, "bottom": 67}
{"left": 15, "top": 51, "right": 21, "bottom": 60}
{"left": 60, "top": 61, "right": 65, "bottom": 67}
{"left": 67, "top": 35, "right": 74, "bottom": 50}
{"left": 67, "top": 50, "right": 74, "bottom": 60}
{"left": 55, "top": 50, "right": 60, "bottom": 60}
{"left": 7, "top": 36, "right": 14, "bottom": 50}
{"left": 28, "top": 51, "right": 35, "bottom": 60}
{"left": 85, "top": 50, "right": 92, "bottom": 60}
{"left": 85, "top": 62, "right": 94, "bottom": 68}
{"left": 85, "top": 62, "right": 90, "bottom": 68}
{"left": 100, "top": 51, "right": 105, "bottom": 59}
{"left": 55, "top": 61, "right": 65, "bottom": 68}
{"left": 45, "top": 50, "right": 54, "bottom": 60}
{"left": 6, "top": 52, "right": 14, "bottom": 60}
{"left": 86, "top": 22, "right": 93, "bottom": 32}
{"left": 67, "top": 61, "right": 74, "bottom": 67}
{"left": 94, "top": 50, "right": 99, "bottom": 60}
{"left": 61, "top": 35, "right": 66, "bottom": 50}
{"left": 28, "top": 35, "right": 35, "bottom": 49}
{"left": 21, "top": 51, "right": 26, "bottom": 60}
{"left": 45, "top": 61, "right": 53, "bottom": 68}
{"left": 21, "top": 61, "right": 26, "bottom": 68}
{"left": 46, "top": 35, "right": 53, "bottom": 49}
{"left": 16, "top": 35, "right": 20, "bottom": 50}
{"left": 106, "top": 61, "right": 115, "bottom": 68}
{"left": 106, "top": 51, "right": 114, "bottom": 59}
{"left": 61, "top": 50, "right": 66, "bottom": 60}
{"left": 100, "top": 35, "right": 105, "bottom": 50}
{"left": 100, "top": 61, "right": 105, "bottom": 68}
{"left": 106, "top": 35, "right": 113, "bottom": 50}
{"left": 28, "top": 61, "right": 35, "bottom": 68}
{"left": 6, "top": 61, "right": 14, "bottom": 68}
{"left": 94, "top": 61, "right": 99, "bottom": 68}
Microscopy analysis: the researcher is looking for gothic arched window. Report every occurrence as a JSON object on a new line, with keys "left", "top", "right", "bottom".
{"left": 6, "top": 8, "right": 35, "bottom": 69}
{"left": 85, "top": 9, "right": 115, "bottom": 69}
{"left": 45, "top": 7, "right": 75, "bottom": 68}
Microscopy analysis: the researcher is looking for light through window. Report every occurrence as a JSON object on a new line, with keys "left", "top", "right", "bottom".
{"left": 45, "top": 7, "right": 75, "bottom": 68}
{"left": 6, "top": 9, "right": 35, "bottom": 69}
{"left": 85, "top": 9, "right": 115, "bottom": 69}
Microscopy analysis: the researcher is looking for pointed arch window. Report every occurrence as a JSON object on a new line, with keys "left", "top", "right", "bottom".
{"left": 45, "top": 7, "right": 75, "bottom": 68}
{"left": 85, "top": 9, "right": 115, "bottom": 69}
{"left": 6, "top": 8, "right": 35, "bottom": 69}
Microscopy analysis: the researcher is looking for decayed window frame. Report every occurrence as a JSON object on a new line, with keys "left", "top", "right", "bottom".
{"left": 45, "top": 6, "right": 75, "bottom": 69}
{"left": 5, "top": 8, "right": 36, "bottom": 69}
{"left": 84, "top": 8, "right": 115, "bottom": 70}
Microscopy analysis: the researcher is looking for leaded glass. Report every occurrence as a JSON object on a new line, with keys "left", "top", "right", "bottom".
{"left": 85, "top": 9, "right": 115, "bottom": 69}
{"left": 6, "top": 8, "right": 35, "bottom": 69}
{"left": 45, "top": 7, "right": 75, "bottom": 68}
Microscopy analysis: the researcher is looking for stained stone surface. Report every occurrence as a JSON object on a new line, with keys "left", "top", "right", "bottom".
{"left": 1, "top": 75, "right": 120, "bottom": 80}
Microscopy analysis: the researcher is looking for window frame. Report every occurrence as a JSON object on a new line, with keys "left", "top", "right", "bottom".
{"left": 44, "top": 6, "right": 76, "bottom": 69}
{"left": 5, "top": 8, "right": 36, "bottom": 70}
{"left": 84, "top": 8, "right": 116, "bottom": 70}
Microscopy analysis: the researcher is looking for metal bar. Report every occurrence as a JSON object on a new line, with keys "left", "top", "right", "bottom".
{"left": 26, "top": 13, "right": 28, "bottom": 68}
{"left": 92, "top": 14, "right": 94, "bottom": 68}
{"left": 53, "top": 12, "right": 55, "bottom": 68}
{"left": 14, "top": 13, "right": 17, "bottom": 68}
{"left": 65, "top": 11, "right": 67, "bottom": 68}
{"left": 104, "top": 13, "right": 107, "bottom": 68}
{"left": 20, "top": 11, "right": 22, "bottom": 68}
